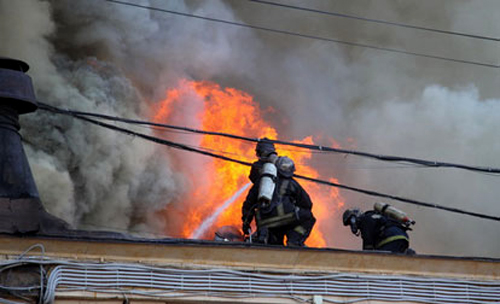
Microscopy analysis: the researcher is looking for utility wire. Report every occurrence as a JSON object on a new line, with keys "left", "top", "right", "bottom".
{"left": 38, "top": 103, "right": 500, "bottom": 222}
{"left": 104, "top": 0, "right": 499, "bottom": 69}
{"left": 249, "top": 0, "right": 500, "bottom": 42}
{"left": 294, "top": 173, "right": 500, "bottom": 222}
{"left": 37, "top": 103, "right": 500, "bottom": 175}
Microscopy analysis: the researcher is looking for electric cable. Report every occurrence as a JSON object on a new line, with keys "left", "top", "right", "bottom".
{"left": 17, "top": 244, "right": 45, "bottom": 260}
{"left": 0, "top": 299, "right": 28, "bottom": 304}
{"left": 0, "top": 254, "right": 496, "bottom": 304}
{"left": 293, "top": 173, "right": 500, "bottom": 221}
{"left": 38, "top": 103, "right": 500, "bottom": 222}
{"left": 37, "top": 102, "right": 500, "bottom": 175}
{"left": 249, "top": 0, "right": 500, "bottom": 42}
{"left": 41, "top": 260, "right": 500, "bottom": 304}
{"left": 103, "top": 0, "right": 499, "bottom": 68}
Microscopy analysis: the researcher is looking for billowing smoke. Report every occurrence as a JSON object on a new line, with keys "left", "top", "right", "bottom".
{"left": 0, "top": 0, "right": 184, "bottom": 235}
{"left": 228, "top": 0, "right": 500, "bottom": 258}
{"left": 0, "top": 0, "right": 499, "bottom": 257}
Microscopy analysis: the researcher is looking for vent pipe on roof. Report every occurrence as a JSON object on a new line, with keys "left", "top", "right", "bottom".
{"left": 0, "top": 58, "right": 69, "bottom": 234}
{"left": 0, "top": 58, "right": 128, "bottom": 238}
{"left": 0, "top": 58, "right": 39, "bottom": 198}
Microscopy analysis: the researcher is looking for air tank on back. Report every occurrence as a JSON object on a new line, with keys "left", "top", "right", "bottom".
{"left": 374, "top": 202, "right": 415, "bottom": 227}
{"left": 257, "top": 156, "right": 278, "bottom": 203}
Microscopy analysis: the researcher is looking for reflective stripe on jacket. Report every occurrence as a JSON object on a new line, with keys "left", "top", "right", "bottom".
{"left": 376, "top": 235, "right": 409, "bottom": 249}
{"left": 255, "top": 179, "right": 298, "bottom": 229}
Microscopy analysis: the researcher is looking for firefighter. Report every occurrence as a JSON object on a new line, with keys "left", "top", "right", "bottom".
{"left": 242, "top": 156, "right": 316, "bottom": 246}
{"left": 342, "top": 205, "right": 414, "bottom": 254}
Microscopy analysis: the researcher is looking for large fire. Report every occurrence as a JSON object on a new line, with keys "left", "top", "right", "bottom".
{"left": 153, "top": 80, "right": 344, "bottom": 247}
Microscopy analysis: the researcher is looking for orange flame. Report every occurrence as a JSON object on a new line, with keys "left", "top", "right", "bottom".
{"left": 153, "top": 80, "right": 345, "bottom": 247}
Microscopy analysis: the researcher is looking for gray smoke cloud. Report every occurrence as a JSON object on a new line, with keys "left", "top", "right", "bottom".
{"left": 0, "top": 0, "right": 499, "bottom": 257}
{"left": 0, "top": 0, "right": 183, "bottom": 236}
{"left": 226, "top": 0, "right": 500, "bottom": 257}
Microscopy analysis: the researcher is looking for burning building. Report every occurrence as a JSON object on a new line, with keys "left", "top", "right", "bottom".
{"left": 1, "top": 0, "right": 500, "bottom": 302}
{"left": 0, "top": 54, "right": 498, "bottom": 304}
{"left": 1, "top": 0, "right": 499, "bottom": 257}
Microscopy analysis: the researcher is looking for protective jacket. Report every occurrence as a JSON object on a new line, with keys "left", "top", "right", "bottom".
{"left": 357, "top": 210, "right": 409, "bottom": 252}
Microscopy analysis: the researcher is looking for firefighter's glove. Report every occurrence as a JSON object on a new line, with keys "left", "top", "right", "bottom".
{"left": 242, "top": 221, "right": 251, "bottom": 235}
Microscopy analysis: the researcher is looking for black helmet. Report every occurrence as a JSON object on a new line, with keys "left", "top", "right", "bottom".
{"left": 255, "top": 138, "right": 276, "bottom": 158}
{"left": 342, "top": 209, "right": 360, "bottom": 226}
{"left": 276, "top": 156, "right": 295, "bottom": 178}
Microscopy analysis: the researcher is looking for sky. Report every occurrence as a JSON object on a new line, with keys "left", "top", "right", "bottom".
{"left": 0, "top": 0, "right": 499, "bottom": 258}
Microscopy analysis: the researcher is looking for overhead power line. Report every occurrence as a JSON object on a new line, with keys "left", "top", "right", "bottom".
{"left": 249, "top": 0, "right": 500, "bottom": 42}
{"left": 38, "top": 103, "right": 500, "bottom": 222}
{"left": 37, "top": 103, "right": 500, "bottom": 176}
{"left": 104, "top": 0, "right": 499, "bottom": 69}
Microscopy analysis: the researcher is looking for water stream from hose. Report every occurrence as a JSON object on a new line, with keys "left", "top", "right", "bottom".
{"left": 190, "top": 182, "right": 251, "bottom": 239}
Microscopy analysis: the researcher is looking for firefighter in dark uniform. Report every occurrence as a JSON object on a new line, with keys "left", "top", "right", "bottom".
{"left": 342, "top": 208, "right": 413, "bottom": 253}
{"left": 242, "top": 142, "right": 316, "bottom": 246}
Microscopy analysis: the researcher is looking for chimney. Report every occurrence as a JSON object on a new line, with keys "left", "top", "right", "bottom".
{"left": 0, "top": 58, "right": 68, "bottom": 234}
{"left": 0, "top": 58, "right": 39, "bottom": 198}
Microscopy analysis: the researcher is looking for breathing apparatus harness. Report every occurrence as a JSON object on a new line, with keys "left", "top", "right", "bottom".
{"left": 245, "top": 155, "right": 300, "bottom": 244}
